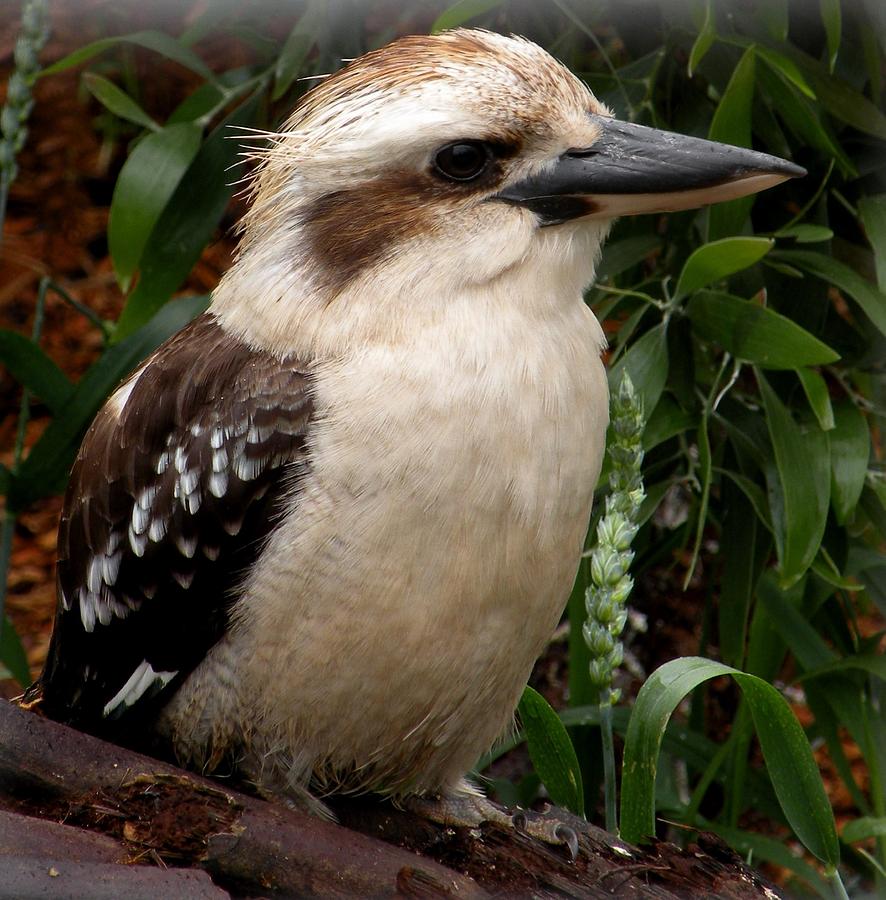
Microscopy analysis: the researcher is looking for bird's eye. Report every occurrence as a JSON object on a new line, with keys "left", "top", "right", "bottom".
{"left": 433, "top": 142, "right": 491, "bottom": 182}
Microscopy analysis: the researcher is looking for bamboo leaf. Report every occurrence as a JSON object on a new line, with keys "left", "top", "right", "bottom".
{"left": 687, "top": 291, "right": 839, "bottom": 368}
{"left": 518, "top": 686, "right": 584, "bottom": 816}
{"left": 42, "top": 30, "right": 215, "bottom": 81}
{"left": 113, "top": 93, "right": 261, "bottom": 340}
{"left": 758, "top": 373, "right": 830, "bottom": 585}
{"left": 774, "top": 249, "right": 886, "bottom": 338}
{"left": 675, "top": 238, "right": 773, "bottom": 300}
{"left": 620, "top": 657, "right": 839, "bottom": 866}
{"left": 82, "top": 73, "right": 159, "bottom": 131}
{"left": 707, "top": 47, "right": 755, "bottom": 240}
{"left": 829, "top": 400, "right": 870, "bottom": 525}
{"left": 0, "top": 331, "right": 74, "bottom": 414}
{"left": 109, "top": 122, "right": 202, "bottom": 291}
{"left": 796, "top": 368, "right": 835, "bottom": 431}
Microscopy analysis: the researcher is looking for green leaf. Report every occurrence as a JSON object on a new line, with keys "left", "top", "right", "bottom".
{"left": 687, "top": 291, "right": 839, "bottom": 368}
{"left": 675, "top": 238, "right": 773, "bottom": 299}
{"left": 758, "top": 373, "right": 830, "bottom": 586}
{"left": 719, "top": 491, "right": 758, "bottom": 666}
{"left": 843, "top": 817, "right": 886, "bottom": 843}
{"left": 829, "top": 400, "right": 870, "bottom": 525}
{"left": 707, "top": 47, "right": 756, "bottom": 240}
{"left": 798, "top": 653, "right": 886, "bottom": 683}
{"left": 775, "top": 223, "right": 833, "bottom": 243}
{"left": 819, "top": 0, "right": 841, "bottom": 72}
{"left": 642, "top": 394, "right": 697, "bottom": 450}
{"left": 0, "top": 614, "right": 30, "bottom": 687}
{"left": 796, "top": 368, "right": 835, "bottom": 431}
{"left": 273, "top": 1, "right": 324, "bottom": 100}
{"left": 717, "top": 468, "right": 774, "bottom": 533}
{"left": 431, "top": 0, "right": 504, "bottom": 33}
{"left": 596, "top": 234, "right": 661, "bottom": 281}
{"left": 756, "top": 61, "right": 854, "bottom": 176}
{"left": 620, "top": 657, "right": 839, "bottom": 866}
{"left": 688, "top": 0, "right": 716, "bottom": 77}
{"left": 81, "top": 73, "right": 159, "bottom": 131}
{"left": 774, "top": 249, "right": 886, "bottom": 338}
{"left": 760, "top": 0, "right": 788, "bottom": 41}
{"left": 754, "top": 47, "right": 815, "bottom": 99}
{"left": 788, "top": 46, "right": 886, "bottom": 141}
{"left": 518, "top": 686, "right": 584, "bottom": 816}
{"left": 0, "top": 331, "right": 74, "bottom": 414}
{"left": 608, "top": 322, "right": 669, "bottom": 416}
{"left": 109, "top": 121, "right": 203, "bottom": 291}
{"left": 858, "top": 195, "right": 886, "bottom": 291}
{"left": 114, "top": 93, "right": 261, "bottom": 340}
{"left": 10, "top": 295, "right": 209, "bottom": 509}
{"left": 42, "top": 30, "right": 215, "bottom": 81}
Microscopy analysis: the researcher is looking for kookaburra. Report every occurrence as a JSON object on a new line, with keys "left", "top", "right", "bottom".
{"left": 30, "top": 30, "right": 802, "bottom": 828}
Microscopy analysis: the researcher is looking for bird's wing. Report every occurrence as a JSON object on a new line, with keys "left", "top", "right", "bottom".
{"left": 38, "top": 312, "right": 314, "bottom": 729}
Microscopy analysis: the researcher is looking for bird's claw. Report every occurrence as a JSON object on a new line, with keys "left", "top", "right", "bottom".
{"left": 405, "top": 794, "right": 582, "bottom": 859}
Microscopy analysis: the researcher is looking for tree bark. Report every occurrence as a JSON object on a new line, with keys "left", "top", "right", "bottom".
{"left": 0, "top": 701, "right": 781, "bottom": 898}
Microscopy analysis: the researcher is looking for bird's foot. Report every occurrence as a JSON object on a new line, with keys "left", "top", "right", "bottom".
{"left": 404, "top": 794, "right": 582, "bottom": 860}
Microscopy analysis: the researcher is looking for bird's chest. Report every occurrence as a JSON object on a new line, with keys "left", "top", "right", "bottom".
{"left": 300, "top": 312, "right": 607, "bottom": 613}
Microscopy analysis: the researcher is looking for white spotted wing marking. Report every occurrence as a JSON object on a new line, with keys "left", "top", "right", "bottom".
{"left": 102, "top": 659, "right": 178, "bottom": 718}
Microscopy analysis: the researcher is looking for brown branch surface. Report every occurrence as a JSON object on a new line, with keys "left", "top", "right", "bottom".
{"left": 0, "top": 701, "right": 781, "bottom": 898}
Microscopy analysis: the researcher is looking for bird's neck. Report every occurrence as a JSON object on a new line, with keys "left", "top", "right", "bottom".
{"left": 209, "top": 219, "right": 609, "bottom": 362}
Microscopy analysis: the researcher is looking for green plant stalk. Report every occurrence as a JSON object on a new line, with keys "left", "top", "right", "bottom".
{"left": 584, "top": 374, "right": 645, "bottom": 832}
{"left": 0, "top": 0, "right": 49, "bottom": 239}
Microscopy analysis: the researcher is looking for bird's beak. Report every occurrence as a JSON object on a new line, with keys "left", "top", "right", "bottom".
{"left": 494, "top": 114, "right": 806, "bottom": 226}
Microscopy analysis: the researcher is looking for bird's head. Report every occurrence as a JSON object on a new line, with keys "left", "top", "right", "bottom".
{"left": 217, "top": 29, "right": 803, "bottom": 355}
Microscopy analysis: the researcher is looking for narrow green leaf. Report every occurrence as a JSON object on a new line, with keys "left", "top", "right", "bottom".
{"left": 858, "top": 195, "right": 886, "bottom": 291}
{"left": 109, "top": 121, "right": 202, "bottom": 290}
{"left": 273, "top": 1, "right": 324, "bottom": 100}
{"left": 688, "top": 0, "right": 716, "bottom": 77}
{"left": 42, "top": 30, "right": 215, "bottom": 81}
{"left": 10, "top": 295, "right": 209, "bottom": 509}
{"left": 608, "top": 322, "right": 669, "bottom": 416}
{"left": 758, "top": 373, "right": 830, "bottom": 585}
{"left": 114, "top": 93, "right": 261, "bottom": 340}
{"left": 707, "top": 48, "right": 756, "bottom": 240}
{"left": 775, "top": 249, "right": 886, "bottom": 338}
{"left": 829, "top": 400, "right": 870, "bottom": 525}
{"left": 431, "top": 0, "right": 504, "bottom": 33}
{"left": 642, "top": 394, "right": 697, "bottom": 450}
{"left": 0, "top": 331, "right": 74, "bottom": 414}
{"left": 760, "top": 0, "right": 788, "bottom": 41}
{"left": 734, "top": 672, "right": 839, "bottom": 865}
{"left": 717, "top": 469, "right": 774, "bottom": 533}
{"left": 796, "top": 368, "right": 835, "bottom": 431}
{"left": 719, "top": 491, "right": 758, "bottom": 666}
{"left": 81, "top": 72, "right": 159, "bottom": 131}
{"left": 819, "top": 0, "right": 841, "bottom": 72}
{"left": 788, "top": 46, "right": 886, "bottom": 140}
{"left": 798, "top": 653, "right": 886, "bottom": 683}
{"left": 775, "top": 224, "right": 833, "bottom": 243}
{"left": 687, "top": 291, "right": 839, "bottom": 368}
{"left": 596, "top": 234, "right": 661, "bottom": 281}
{"left": 843, "top": 817, "right": 886, "bottom": 843}
{"left": 675, "top": 238, "right": 773, "bottom": 299}
{"left": 756, "top": 62, "right": 854, "bottom": 175}
{"left": 518, "top": 686, "right": 584, "bottom": 816}
{"left": 0, "top": 614, "right": 30, "bottom": 687}
{"left": 754, "top": 47, "right": 816, "bottom": 99}
{"left": 620, "top": 657, "right": 839, "bottom": 866}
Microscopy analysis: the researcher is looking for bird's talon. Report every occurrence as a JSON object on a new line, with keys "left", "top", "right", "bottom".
{"left": 511, "top": 809, "right": 528, "bottom": 832}
{"left": 555, "top": 823, "right": 580, "bottom": 860}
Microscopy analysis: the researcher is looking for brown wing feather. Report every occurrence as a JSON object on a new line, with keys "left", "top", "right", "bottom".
{"left": 39, "top": 312, "right": 314, "bottom": 731}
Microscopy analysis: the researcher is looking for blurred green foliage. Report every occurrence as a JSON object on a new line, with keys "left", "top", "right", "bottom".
{"left": 1, "top": 0, "right": 884, "bottom": 893}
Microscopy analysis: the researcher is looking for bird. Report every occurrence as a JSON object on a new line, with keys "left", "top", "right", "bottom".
{"left": 27, "top": 29, "right": 803, "bottom": 833}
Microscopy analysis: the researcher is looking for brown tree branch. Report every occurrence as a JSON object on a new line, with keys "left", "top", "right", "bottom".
{"left": 0, "top": 701, "right": 781, "bottom": 898}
